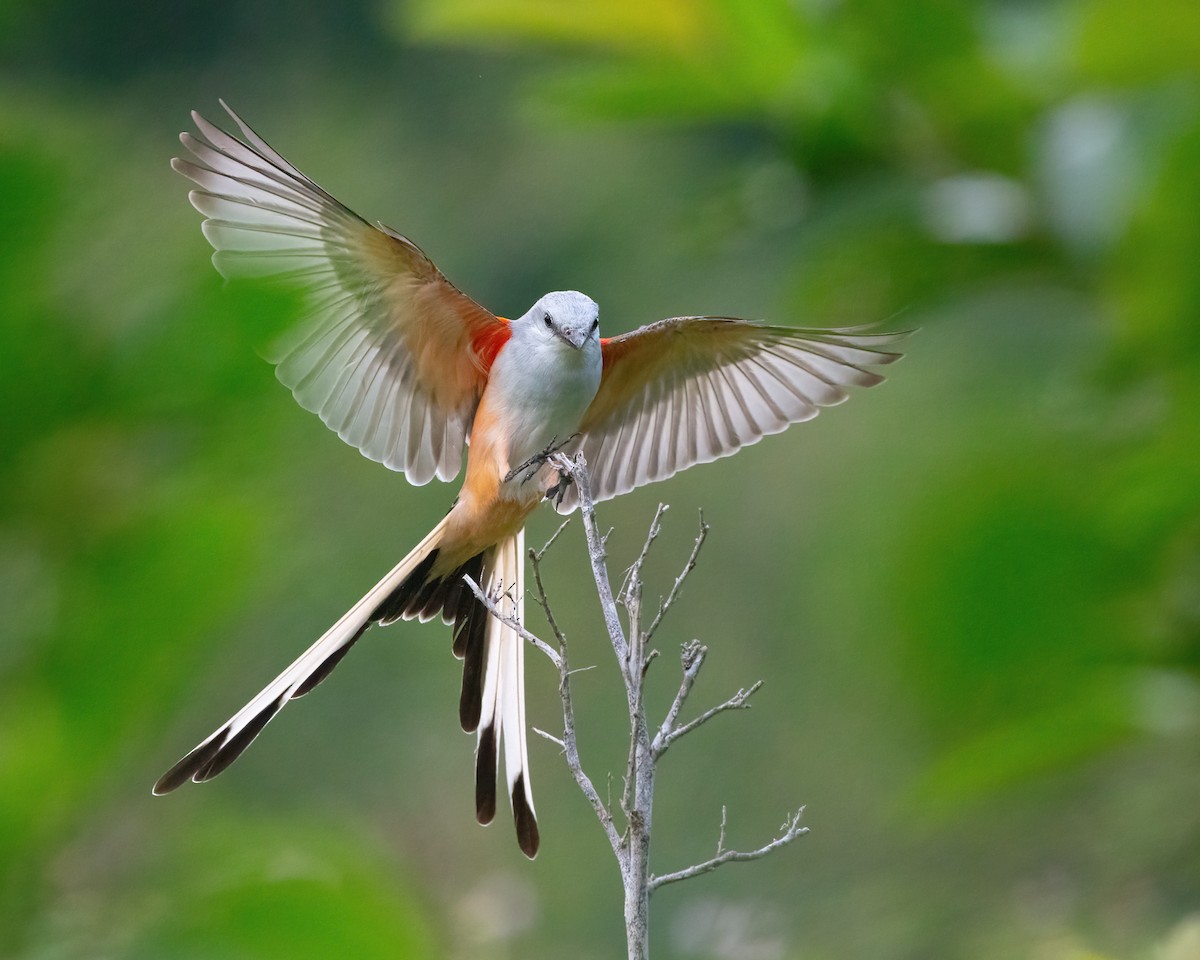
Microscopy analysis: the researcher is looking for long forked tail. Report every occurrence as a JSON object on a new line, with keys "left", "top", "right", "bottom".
{"left": 463, "top": 529, "right": 539, "bottom": 858}
{"left": 152, "top": 513, "right": 473, "bottom": 794}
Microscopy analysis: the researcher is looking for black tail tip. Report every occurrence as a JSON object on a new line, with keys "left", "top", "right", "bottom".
{"left": 513, "top": 775, "right": 539, "bottom": 859}
{"left": 151, "top": 735, "right": 225, "bottom": 795}
{"left": 475, "top": 725, "right": 497, "bottom": 824}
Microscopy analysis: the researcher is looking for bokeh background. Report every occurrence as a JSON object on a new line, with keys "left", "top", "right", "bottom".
{"left": 2, "top": 0, "right": 1199, "bottom": 957}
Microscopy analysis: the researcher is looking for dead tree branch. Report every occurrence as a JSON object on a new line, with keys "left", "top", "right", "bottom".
{"left": 649, "top": 809, "right": 809, "bottom": 892}
{"left": 476, "top": 453, "right": 805, "bottom": 959}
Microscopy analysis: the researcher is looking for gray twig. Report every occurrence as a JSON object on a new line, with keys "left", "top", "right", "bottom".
{"left": 644, "top": 511, "right": 709, "bottom": 644}
{"left": 533, "top": 727, "right": 566, "bottom": 749}
{"left": 549, "top": 453, "right": 628, "bottom": 661}
{"left": 648, "top": 810, "right": 809, "bottom": 892}
{"left": 650, "top": 640, "right": 707, "bottom": 758}
{"left": 619, "top": 503, "right": 669, "bottom": 608}
{"left": 653, "top": 679, "right": 765, "bottom": 758}
{"left": 528, "top": 519, "right": 571, "bottom": 653}
{"left": 461, "top": 574, "right": 560, "bottom": 668}
{"left": 526, "top": 518, "right": 620, "bottom": 855}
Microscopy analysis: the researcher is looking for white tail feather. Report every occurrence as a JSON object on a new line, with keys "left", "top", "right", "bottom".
{"left": 475, "top": 527, "right": 539, "bottom": 856}
{"left": 499, "top": 530, "right": 533, "bottom": 812}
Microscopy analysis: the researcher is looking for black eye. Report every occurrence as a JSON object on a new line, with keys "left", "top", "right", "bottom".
{"left": 590, "top": 318, "right": 599, "bottom": 333}
{"left": 543, "top": 312, "right": 553, "bottom": 328}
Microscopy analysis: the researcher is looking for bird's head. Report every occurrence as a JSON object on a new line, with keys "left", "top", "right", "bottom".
{"left": 517, "top": 290, "right": 600, "bottom": 351}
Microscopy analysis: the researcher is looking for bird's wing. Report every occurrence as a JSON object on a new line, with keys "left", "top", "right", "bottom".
{"left": 556, "top": 317, "right": 908, "bottom": 511}
{"left": 174, "top": 102, "right": 511, "bottom": 485}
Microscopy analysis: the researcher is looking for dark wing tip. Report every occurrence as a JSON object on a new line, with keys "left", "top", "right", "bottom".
{"left": 512, "top": 775, "right": 540, "bottom": 859}
{"left": 475, "top": 724, "right": 497, "bottom": 824}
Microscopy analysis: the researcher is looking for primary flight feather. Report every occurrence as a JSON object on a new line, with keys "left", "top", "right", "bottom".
{"left": 156, "top": 101, "right": 908, "bottom": 858}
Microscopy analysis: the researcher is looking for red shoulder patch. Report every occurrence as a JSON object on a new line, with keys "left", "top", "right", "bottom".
{"left": 472, "top": 318, "right": 512, "bottom": 375}
{"left": 599, "top": 336, "right": 624, "bottom": 373}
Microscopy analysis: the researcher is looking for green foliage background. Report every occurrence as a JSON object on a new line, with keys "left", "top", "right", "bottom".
{"left": 2, "top": 1, "right": 1198, "bottom": 957}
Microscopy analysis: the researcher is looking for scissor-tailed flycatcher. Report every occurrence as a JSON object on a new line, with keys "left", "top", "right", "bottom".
{"left": 153, "top": 102, "right": 907, "bottom": 858}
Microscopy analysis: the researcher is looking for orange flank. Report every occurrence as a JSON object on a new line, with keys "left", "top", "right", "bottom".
{"left": 432, "top": 392, "right": 538, "bottom": 577}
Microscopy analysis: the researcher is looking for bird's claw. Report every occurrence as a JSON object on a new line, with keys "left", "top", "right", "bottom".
{"left": 544, "top": 471, "right": 574, "bottom": 507}
{"left": 504, "top": 434, "right": 579, "bottom": 485}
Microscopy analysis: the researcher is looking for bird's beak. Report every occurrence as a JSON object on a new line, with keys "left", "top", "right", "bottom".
{"left": 559, "top": 328, "right": 586, "bottom": 350}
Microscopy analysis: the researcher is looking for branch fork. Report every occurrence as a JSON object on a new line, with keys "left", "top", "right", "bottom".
{"left": 474, "top": 453, "right": 807, "bottom": 959}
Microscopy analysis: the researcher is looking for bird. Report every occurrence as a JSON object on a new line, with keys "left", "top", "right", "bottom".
{"left": 153, "top": 101, "right": 909, "bottom": 859}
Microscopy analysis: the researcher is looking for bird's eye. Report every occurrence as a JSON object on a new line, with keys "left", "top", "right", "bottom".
{"left": 543, "top": 312, "right": 553, "bottom": 328}
{"left": 590, "top": 318, "right": 599, "bottom": 333}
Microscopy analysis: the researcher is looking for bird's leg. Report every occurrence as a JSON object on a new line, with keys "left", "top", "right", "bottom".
{"left": 504, "top": 434, "right": 580, "bottom": 485}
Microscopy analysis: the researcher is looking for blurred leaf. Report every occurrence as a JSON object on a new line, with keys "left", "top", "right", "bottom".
{"left": 404, "top": 0, "right": 819, "bottom": 124}
{"left": 911, "top": 672, "right": 1133, "bottom": 816}
{"left": 0, "top": 494, "right": 264, "bottom": 939}
{"left": 406, "top": 0, "right": 706, "bottom": 55}
{"left": 1106, "top": 113, "right": 1200, "bottom": 381}
{"left": 1078, "top": 0, "right": 1200, "bottom": 84}
{"left": 892, "top": 447, "right": 1138, "bottom": 812}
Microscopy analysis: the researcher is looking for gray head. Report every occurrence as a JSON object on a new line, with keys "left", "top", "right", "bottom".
{"left": 518, "top": 290, "right": 600, "bottom": 350}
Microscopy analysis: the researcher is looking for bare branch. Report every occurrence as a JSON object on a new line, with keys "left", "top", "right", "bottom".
{"left": 461, "top": 574, "right": 560, "bottom": 668}
{"left": 535, "top": 518, "right": 573, "bottom": 560}
{"left": 655, "top": 679, "right": 765, "bottom": 756}
{"left": 529, "top": 456, "right": 806, "bottom": 960}
{"left": 619, "top": 503, "right": 669, "bottom": 608}
{"left": 532, "top": 727, "right": 565, "bottom": 749}
{"left": 549, "top": 453, "right": 628, "bottom": 661}
{"left": 621, "top": 695, "right": 639, "bottom": 817}
{"left": 644, "top": 510, "right": 710, "bottom": 644}
{"left": 529, "top": 532, "right": 570, "bottom": 652}
{"left": 640, "top": 648, "right": 660, "bottom": 678}
{"left": 554, "top": 640, "right": 622, "bottom": 855}
{"left": 650, "top": 640, "right": 707, "bottom": 757}
{"left": 513, "top": 503, "right": 622, "bottom": 855}
{"left": 648, "top": 810, "right": 809, "bottom": 893}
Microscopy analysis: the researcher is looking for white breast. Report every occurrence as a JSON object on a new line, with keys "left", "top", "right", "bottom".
{"left": 484, "top": 333, "right": 602, "bottom": 496}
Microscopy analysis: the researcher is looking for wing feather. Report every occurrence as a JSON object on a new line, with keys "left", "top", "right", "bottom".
{"left": 557, "top": 318, "right": 908, "bottom": 511}
{"left": 176, "top": 103, "right": 511, "bottom": 484}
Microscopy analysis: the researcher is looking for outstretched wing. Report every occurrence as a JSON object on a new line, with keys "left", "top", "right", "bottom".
{"left": 174, "top": 102, "right": 511, "bottom": 485}
{"left": 556, "top": 318, "right": 907, "bottom": 511}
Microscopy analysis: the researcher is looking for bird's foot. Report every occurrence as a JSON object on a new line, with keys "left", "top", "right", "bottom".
{"left": 504, "top": 434, "right": 579, "bottom": 485}
{"left": 544, "top": 471, "right": 574, "bottom": 507}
